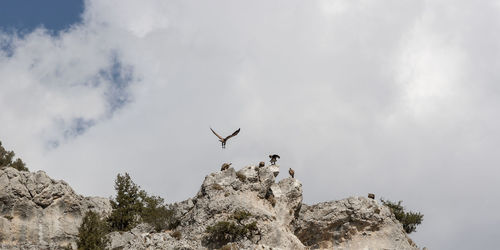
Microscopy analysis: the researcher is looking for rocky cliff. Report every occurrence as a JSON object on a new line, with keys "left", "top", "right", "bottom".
{"left": 0, "top": 165, "right": 418, "bottom": 250}
{"left": 0, "top": 167, "right": 111, "bottom": 249}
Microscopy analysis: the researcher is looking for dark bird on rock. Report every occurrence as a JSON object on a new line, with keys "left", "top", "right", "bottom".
{"left": 258, "top": 161, "right": 265, "bottom": 168}
{"left": 269, "top": 154, "right": 280, "bottom": 165}
{"left": 221, "top": 163, "right": 232, "bottom": 171}
{"left": 289, "top": 168, "right": 295, "bottom": 178}
{"left": 368, "top": 193, "right": 375, "bottom": 199}
{"left": 210, "top": 128, "right": 240, "bottom": 149}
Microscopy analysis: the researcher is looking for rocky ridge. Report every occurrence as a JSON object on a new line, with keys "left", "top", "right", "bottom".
{"left": 0, "top": 167, "right": 111, "bottom": 249}
{"left": 0, "top": 164, "right": 418, "bottom": 249}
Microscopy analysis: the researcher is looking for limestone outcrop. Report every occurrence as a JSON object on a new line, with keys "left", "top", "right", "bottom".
{"left": 293, "top": 197, "right": 418, "bottom": 249}
{"left": 0, "top": 164, "right": 419, "bottom": 249}
{"left": 0, "top": 167, "right": 111, "bottom": 249}
{"left": 108, "top": 164, "right": 418, "bottom": 250}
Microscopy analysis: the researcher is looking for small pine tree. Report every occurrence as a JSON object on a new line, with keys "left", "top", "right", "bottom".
{"left": 381, "top": 199, "right": 423, "bottom": 234}
{"left": 139, "top": 190, "right": 175, "bottom": 232}
{"left": 108, "top": 173, "right": 143, "bottom": 231}
{"left": 77, "top": 210, "right": 109, "bottom": 250}
{"left": 0, "top": 141, "right": 28, "bottom": 172}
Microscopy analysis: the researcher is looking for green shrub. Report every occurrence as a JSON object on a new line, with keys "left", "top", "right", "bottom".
{"left": 232, "top": 210, "right": 251, "bottom": 222}
{"left": 108, "top": 173, "right": 177, "bottom": 232}
{"left": 381, "top": 199, "right": 423, "bottom": 234}
{"left": 206, "top": 221, "right": 247, "bottom": 246}
{"left": 139, "top": 190, "right": 176, "bottom": 232}
{"left": 77, "top": 211, "right": 109, "bottom": 250}
{"left": 205, "top": 211, "right": 258, "bottom": 247}
{"left": 0, "top": 141, "right": 28, "bottom": 172}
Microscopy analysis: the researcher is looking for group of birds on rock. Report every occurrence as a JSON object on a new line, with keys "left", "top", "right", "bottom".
{"left": 210, "top": 127, "right": 295, "bottom": 178}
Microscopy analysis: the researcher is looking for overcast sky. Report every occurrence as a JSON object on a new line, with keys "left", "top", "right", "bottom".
{"left": 1, "top": 0, "right": 500, "bottom": 249}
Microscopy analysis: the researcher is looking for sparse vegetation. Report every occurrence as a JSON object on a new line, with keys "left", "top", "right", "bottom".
{"left": 171, "top": 230, "right": 182, "bottom": 240}
{"left": 267, "top": 195, "right": 276, "bottom": 207}
{"left": 77, "top": 210, "right": 109, "bottom": 250}
{"left": 108, "top": 173, "right": 177, "bottom": 232}
{"left": 236, "top": 172, "right": 246, "bottom": 182}
{"left": 0, "top": 140, "right": 28, "bottom": 172}
{"left": 212, "top": 183, "right": 224, "bottom": 190}
{"left": 205, "top": 210, "right": 258, "bottom": 247}
{"left": 205, "top": 221, "right": 248, "bottom": 246}
{"left": 3, "top": 215, "right": 13, "bottom": 221}
{"left": 220, "top": 243, "right": 237, "bottom": 250}
{"left": 140, "top": 190, "right": 177, "bottom": 232}
{"left": 232, "top": 210, "right": 251, "bottom": 222}
{"left": 381, "top": 199, "right": 423, "bottom": 234}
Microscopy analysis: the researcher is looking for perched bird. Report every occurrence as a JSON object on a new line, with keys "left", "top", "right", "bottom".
{"left": 210, "top": 128, "right": 240, "bottom": 149}
{"left": 289, "top": 168, "right": 295, "bottom": 178}
{"left": 221, "top": 163, "right": 232, "bottom": 171}
{"left": 368, "top": 193, "right": 375, "bottom": 199}
{"left": 269, "top": 154, "right": 280, "bottom": 165}
{"left": 258, "top": 161, "right": 265, "bottom": 168}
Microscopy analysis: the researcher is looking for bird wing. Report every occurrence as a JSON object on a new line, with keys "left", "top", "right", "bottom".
{"left": 225, "top": 128, "right": 240, "bottom": 140}
{"left": 210, "top": 128, "right": 224, "bottom": 140}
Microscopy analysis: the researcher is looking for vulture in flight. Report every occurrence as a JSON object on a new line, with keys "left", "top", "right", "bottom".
{"left": 210, "top": 128, "right": 240, "bottom": 148}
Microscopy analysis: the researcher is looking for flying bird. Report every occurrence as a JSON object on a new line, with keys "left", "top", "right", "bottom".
{"left": 210, "top": 128, "right": 240, "bottom": 149}
{"left": 269, "top": 154, "right": 280, "bottom": 165}
{"left": 289, "top": 168, "right": 295, "bottom": 178}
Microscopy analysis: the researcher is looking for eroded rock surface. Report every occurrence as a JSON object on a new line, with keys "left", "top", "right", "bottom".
{"left": 293, "top": 197, "right": 418, "bottom": 249}
{"left": 1, "top": 164, "right": 420, "bottom": 250}
{"left": 109, "top": 164, "right": 305, "bottom": 249}
{"left": 108, "top": 164, "right": 419, "bottom": 250}
{"left": 0, "top": 167, "right": 111, "bottom": 249}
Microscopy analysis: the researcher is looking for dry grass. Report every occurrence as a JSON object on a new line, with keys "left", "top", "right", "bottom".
{"left": 236, "top": 172, "right": 246, "bottom": 182}
{"left": 170, "top": 231, "right": 182, "bottom": 240}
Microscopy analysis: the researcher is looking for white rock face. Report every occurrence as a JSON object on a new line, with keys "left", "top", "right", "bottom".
{"left": 0, "top": 167, "right": 111, "bottom": 249}
{"left": 109, "top": 164, "right": 305, "bottom": 249}
{"left": 108, "top": 164, "right": 419, "bottom": 250}
{"left": 0, "top": 164, "right": 420, "bottom": 250}
{"left": 293, "top": 197, "right": 418, "bottom": 249}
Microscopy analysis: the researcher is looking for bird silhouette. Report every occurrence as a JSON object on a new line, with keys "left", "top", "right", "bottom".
{"left": 289, "top": 168, "right": 295, "bottom": 178}
{"left": 269, "top": 154, "right": 280, "bottom": 165}
{"left": 210, "top": 128, "right": 240, "bottom": 148}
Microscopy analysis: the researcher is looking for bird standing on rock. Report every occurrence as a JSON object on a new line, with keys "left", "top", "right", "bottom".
{"left": 210, "top": 128, "right": 240, "bottom": 149}
{"left": 269, "top": 154, "right": 280, "bottom": 165}
{"left": 221, "top": 163, "right": 232, "bottom": 171}
{"left": 289, "top": 168, "right": 295, "bottom": 178}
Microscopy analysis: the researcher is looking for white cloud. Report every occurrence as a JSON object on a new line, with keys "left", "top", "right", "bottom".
{"left": 1, "top": 1, "right": 500, "bottom": 249}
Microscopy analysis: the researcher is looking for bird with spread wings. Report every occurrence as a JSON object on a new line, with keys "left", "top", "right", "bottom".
{"left": 210, "top": 128, "right": 240, "bottom": 148}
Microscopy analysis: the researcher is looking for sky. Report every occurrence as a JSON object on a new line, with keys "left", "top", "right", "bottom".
{"left": 1, "top": 0, "right": 499, "bottom": 249}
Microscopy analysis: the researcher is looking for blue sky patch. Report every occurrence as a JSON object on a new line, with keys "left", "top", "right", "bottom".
{"left": 0, "top": 0, "right": 84, "bottom": 33}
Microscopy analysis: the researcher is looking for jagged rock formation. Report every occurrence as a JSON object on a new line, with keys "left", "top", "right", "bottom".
{"left": 0, "top": 167, "right": 111, "bottom": 249}
{"left": 293, "top": 198, "right": 418, "bottom": 249}
{"left": 108, "top": 164, "right": 418, "bottom": 250}
{"left": 0, "top": 164, "right": 419, "bottom": 250}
